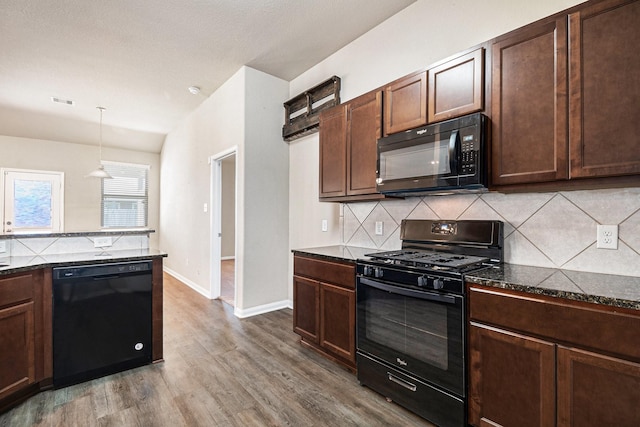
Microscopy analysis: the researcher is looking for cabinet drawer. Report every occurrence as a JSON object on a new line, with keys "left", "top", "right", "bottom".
{"left": 469, "top": 286, "right": 640, "bottom": 361}
{"left": 0, "top": 273, "right": 34, "bottom": 308}
{"left": 293, "top": 256, "right": 355, "bottom": 289}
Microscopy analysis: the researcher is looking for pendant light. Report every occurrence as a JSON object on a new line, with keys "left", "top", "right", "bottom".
{"left": 86, "top": 106, "right": 113, "bottom": 179}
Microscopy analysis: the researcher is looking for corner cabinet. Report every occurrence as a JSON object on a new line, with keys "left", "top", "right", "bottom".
{"left": 293, "top": 254, "right": 356, "bottom": 370}
{"left": 319, "top": 90, "right": 385, "bottom": 202}
{"left": 491, "top": 0, "right": 640, "bottom": 188}
{"left": 568, "top": 0, "right": 640, "bottom": 178}
{"left": 0, "top": 269, "right": 49, "bottom": 407}
{"left": 467, "top": 285, "right": 640, "bottom": 427}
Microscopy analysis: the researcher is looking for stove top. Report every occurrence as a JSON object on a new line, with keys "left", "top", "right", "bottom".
{"left": 364, "top": 249, "right": 490, "bottom": 271}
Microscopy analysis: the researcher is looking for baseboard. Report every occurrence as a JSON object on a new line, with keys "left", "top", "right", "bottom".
{"left": 163, "top": 267, "right": 212, "bottom": 299}
{"left": 234, "top": 299, "right": 293, "bottom": 318}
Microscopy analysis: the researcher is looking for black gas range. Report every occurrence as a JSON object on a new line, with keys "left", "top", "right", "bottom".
{"left": 356, "top": 219, "right": 503, "bottom": 427}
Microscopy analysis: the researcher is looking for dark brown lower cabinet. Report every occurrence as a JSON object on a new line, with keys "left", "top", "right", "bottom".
{"left": 0, "top": 269, "right": 48, "bottom": 410}
{"left": 468, "top": 323, "right": 555, "bottom": 427}
{"left": 557, "top": 346, "right": 640, "bottom": 427}
{"left": 293, "top": 254, "right": 355, "bottom": 370}
{"left": 468, "top": 284, "right": 640, "bottom": 427}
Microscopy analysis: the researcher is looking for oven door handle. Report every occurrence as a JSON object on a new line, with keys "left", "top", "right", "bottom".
{"left": 359, "top": 277, "right": 457, "bottom": 305}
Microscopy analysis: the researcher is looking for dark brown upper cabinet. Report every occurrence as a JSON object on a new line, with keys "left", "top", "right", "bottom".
{"left": 428, "top": 48, "right": 484, "bottom": 123}
{"left": 346, "top": 90, "right": 382, "bottom": 196}
{"left": 319, "top": 90, "right": 385, "bottom": 202}
{"left": 491, "top": 0, "right": 640, "bottom": 188}
{"left": 383, "top": 71, "right": 427, "bottom": 135}
{"left": 319, "top": 105, "right": 347, "bottom": 198}
{"left": 568, "top": 0, "right": 640, "bottom": 178}
{"left": 491, "top": 17, "right": 569, "bottom": 186}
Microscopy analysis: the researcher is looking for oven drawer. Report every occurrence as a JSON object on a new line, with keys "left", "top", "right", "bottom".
{"left": 357, "top": 352, "right": 464, "bottom": 427}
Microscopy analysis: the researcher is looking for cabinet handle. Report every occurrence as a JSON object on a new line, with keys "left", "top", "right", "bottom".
{"left": 387, "top": 372, "right": 417, "bottom": 392}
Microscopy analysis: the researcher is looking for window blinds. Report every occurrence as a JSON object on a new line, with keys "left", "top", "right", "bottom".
{"left": 101, "top": 161, "right": 149, "bottom": 228}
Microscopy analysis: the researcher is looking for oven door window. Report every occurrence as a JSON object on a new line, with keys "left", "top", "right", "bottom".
{"left": 378, "top": 131, "right": 458, "bottom": 182}
{"left": 357, "top": 279, "right": 464, "bottom": 396}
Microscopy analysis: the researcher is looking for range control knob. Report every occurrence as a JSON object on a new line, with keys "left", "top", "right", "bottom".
{"left": 374, "top": 267, "right": 384, "bottom": 278}
{"left": 363, "top": 266, "right": 372, "bottom": 276}
{"left": 433, "top": 278, "right": 444, "bottom": 290}
{"left": 417, "top": 276, "right": 428, "bottom": 287}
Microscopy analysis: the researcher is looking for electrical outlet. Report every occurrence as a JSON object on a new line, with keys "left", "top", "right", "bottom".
{"left": 94, "top": 236, "right": 113, "bottom": 248}
{"left": 0, "top": 241, "right": 6, "bottom": 253}
{"left": 596, "top": 224, "right": 618, "bottom": 250}
{"left": 375, "top": 221, "right": 384, "bottom": 236}
{"left": 321, "top": 219, "right": 328, "bottom": 232}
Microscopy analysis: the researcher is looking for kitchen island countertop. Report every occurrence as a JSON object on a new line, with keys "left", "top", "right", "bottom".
{"left": 0, "top": 248, "right": 167, "bottom": 276}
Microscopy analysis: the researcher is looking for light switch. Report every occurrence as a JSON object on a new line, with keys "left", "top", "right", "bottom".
{"left": 203, "top": 203, "right": 208, "bottom": 213}
{"left": 0, "top": 241, "right": 6, "bottom": 253}
{"left": 322, "top": 219, "right": 328, "bottom": 232}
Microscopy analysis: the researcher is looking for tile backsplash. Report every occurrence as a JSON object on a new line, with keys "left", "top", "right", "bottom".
{"left": 343, "top": 187, "right": 640, "bottom": 277}
{"left": 4, "top": 234, "right": 149, "bottom": 258}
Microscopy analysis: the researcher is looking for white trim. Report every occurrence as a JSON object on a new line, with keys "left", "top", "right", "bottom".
{"left": 220, "top": 256, "right": 235, "bottom": 261}
{"left": 233, "top": 299, "right": 292, "bottom": 319}
{"left": 163, "top": 267, "right": 212, "bottom": 299}
{"left": 209, "top": 147, "right": 238, "bottom": 305}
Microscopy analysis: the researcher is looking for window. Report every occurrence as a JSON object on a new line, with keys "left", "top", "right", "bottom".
{"left": 101, "top": 161, "right": 149, "bottom": 228}
{"left": 2, "top": 168, "right": 64, "bottom": 233}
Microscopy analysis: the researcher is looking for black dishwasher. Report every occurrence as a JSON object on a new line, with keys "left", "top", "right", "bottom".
{"left": 52, "top": 261, "right": 153, "bottom": 388}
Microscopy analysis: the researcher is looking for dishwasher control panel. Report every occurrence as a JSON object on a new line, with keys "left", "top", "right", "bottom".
{"left": 53, "top": 261, "right": 152, "bottom": 279}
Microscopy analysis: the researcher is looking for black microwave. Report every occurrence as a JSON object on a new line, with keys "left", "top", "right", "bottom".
{"left": 376, "top": 113, "right": 487, "bottom": 195}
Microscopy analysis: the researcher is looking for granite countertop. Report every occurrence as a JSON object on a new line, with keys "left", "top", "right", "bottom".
{"left": 0, "top": 229, "right": 155, "bottom": 240}
{"left": 293, "top": 245, "right": 640, "bottom": 311}
{"left": 292, "top": 245, "right": 378, "bottom": 262}
{"left": 466, "top": 264, "right": 640, "bottom": 311}
{"left": 0, "top": 248, "right": 167, "bottom": 276}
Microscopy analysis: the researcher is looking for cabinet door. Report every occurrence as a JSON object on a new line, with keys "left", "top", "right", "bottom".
{"left": 320, "top": 282, "right": 355, "bottom": 363}
{"left": 0, "top": 301, "right": 35, "bottom": 400}
{"left": 569, "top": 0, "right": 640, "bottom": 178}
{"left": 319, "top": 105, "right": 347, "bottom": 198}
{"left": 428, "top": 48, "right": 484, "bottom": 123}
{"left": 292, "top": 276, "right": 320, "bottom": 344}
{"left": 383, "top": 71, "right": 427, "bottom": 135}
{"left": 347, "top": 90, "right": 382, "bottom": 196}
{"left": 468, "top": 322, "right": 555, "bottom": 427}
{"left": 491, "top": 18, "right": 568, "bottom": 186}
{"left": 557, "top": 346, "right": 640, "bottom": 427}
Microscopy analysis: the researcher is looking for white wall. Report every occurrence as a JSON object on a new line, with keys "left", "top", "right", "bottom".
{"left": 160, "top": 66, "right": 289, "bottom": 315}
{"left": 160, "top": 67, "right": 245, "bottom": 297}
{"left": 287, "top": 0, "right": 591, "bottom": 301}
{"left": 0, "top": 134, "right": 160, "bottom": 247}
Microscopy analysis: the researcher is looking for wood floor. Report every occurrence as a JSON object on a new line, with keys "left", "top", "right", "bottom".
{"left": 220, "top": 259, "right": 234, "bottom": 307}
{"left": 0, "top": 273, "right": 434, "bottom": 427}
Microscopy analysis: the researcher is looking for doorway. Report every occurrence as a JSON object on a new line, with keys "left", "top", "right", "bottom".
{"left": 210, "top": 148, "right": 237, "bottom": 307}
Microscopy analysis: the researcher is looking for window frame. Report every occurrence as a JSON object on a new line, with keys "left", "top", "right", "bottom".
{"left": 100, "top": 161, "right": 150, "bottom": 230}
{"left": 1, "top": 168, "right": 65, "bottom": 234}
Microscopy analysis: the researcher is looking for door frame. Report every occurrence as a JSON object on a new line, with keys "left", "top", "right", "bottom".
{"left": 209, "top": 147, "right": 237, "bottom": 301}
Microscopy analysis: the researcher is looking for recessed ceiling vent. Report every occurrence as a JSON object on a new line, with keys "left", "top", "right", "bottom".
{"left": 51, "top": 97, "right": 75, "bottom": 106}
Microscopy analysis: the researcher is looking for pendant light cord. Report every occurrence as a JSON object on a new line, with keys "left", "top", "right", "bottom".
{"left": 97, "top": 106, "right": 105, "bottom": 163}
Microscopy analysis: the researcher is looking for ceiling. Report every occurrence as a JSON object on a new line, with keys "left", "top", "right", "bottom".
{"left": 0, "top": 0, "right": 415, "bottom": 153}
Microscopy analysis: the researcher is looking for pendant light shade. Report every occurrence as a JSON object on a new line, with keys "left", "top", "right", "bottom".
{"left": 86, "top": 106, "right": 113, "bottom": 179}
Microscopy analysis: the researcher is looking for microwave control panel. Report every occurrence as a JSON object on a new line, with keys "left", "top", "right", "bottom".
{"left": 460, "top": 132, "right": 478, "bottom": 175}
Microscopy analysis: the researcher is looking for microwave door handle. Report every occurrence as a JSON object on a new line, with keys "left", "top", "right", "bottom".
{"left": 448, "top": 130, "right": 459, "bottom": 174}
